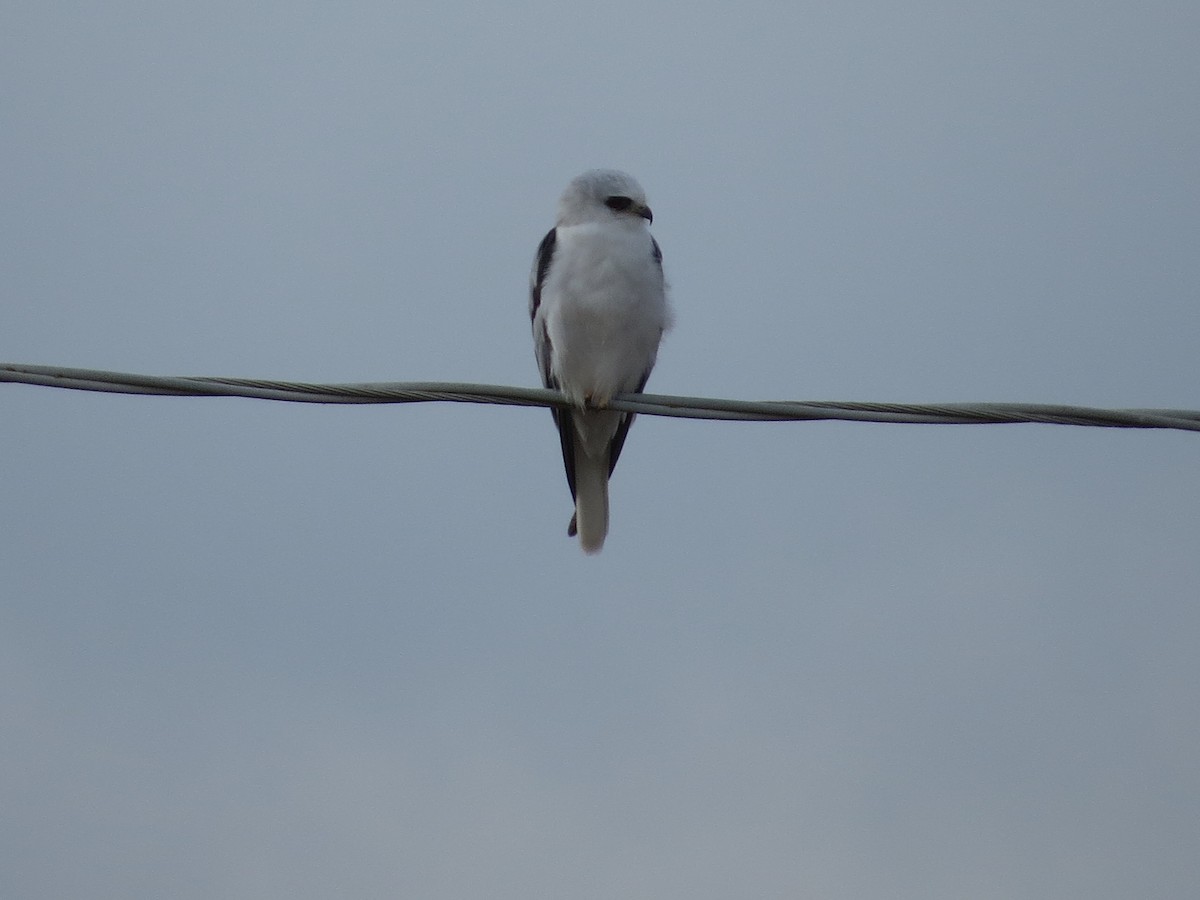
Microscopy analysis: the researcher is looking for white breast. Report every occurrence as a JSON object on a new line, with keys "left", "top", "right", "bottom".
{"left": 541, "top": 221, "right": 669, "bottom": 407}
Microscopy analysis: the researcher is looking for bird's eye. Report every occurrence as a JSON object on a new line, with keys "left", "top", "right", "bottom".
{"left": 605, "top": 196, "right": 633, "bottom": 212}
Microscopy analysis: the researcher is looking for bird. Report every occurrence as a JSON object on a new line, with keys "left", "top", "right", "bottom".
{"left": 530, "top": 169, "right": 672, "bottom": 554}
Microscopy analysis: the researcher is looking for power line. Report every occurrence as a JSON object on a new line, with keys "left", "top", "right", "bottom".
{"left": 3, "top": 362, "right": 1199, "bottom": 433}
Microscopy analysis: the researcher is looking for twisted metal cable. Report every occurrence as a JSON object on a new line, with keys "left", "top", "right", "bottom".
{"left": 3, "top": 363, "right": 1199, "bottom": 432}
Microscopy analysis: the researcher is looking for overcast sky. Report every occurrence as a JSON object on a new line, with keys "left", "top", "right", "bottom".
{"left": 2, "top": 3, "right": 1198, "bottom": 898}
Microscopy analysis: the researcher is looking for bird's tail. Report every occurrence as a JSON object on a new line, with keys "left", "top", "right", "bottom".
{"left": 569, "top": 450, "right": 609, "bottom": 554}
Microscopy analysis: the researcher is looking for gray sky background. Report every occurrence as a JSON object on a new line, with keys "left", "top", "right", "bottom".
{"left": 2, "top": 3, "right": 1198, "bottom": 898}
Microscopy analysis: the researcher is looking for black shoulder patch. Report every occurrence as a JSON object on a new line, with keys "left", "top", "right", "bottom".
{"left": 651, "top": 236, "right": 663, "bottom": 266}
{"left": 530, "top": 228, "right": 557, "bottom": 321}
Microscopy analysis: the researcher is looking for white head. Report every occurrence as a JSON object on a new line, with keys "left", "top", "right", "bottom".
{"left": 556, "top": 169, "right": 653, "bottom": 228}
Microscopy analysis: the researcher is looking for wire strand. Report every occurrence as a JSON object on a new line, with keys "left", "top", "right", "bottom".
{"left": 4, "top": 362, "right": 1199, "bottom": 433}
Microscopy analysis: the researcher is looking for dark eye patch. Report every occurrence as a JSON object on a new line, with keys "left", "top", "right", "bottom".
{"left": 604, "top": 195, "right": 633, "bottom": 211}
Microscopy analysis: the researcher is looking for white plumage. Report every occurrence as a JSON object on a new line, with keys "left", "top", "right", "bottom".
{"left": 530, "top": 170, "right": 671, "bottom": 554}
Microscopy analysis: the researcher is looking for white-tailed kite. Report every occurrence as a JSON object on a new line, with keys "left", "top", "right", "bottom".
{"left": 530, "top": 170, "right": 671, "bottom": 554}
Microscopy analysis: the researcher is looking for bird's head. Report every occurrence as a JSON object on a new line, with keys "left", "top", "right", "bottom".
{"left": 557, "top": 169, "right": 653, "bottom": 227}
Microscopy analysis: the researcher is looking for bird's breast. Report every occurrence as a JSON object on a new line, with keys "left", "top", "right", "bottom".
{"left": 543, "top": 225, "right": 667, "bottom": 405}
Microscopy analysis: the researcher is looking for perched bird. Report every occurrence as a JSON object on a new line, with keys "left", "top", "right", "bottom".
{"left": 530, "top": 170, "right": 672, "bottom": 554}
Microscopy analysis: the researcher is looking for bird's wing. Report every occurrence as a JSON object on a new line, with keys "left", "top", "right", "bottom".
{"left": 605, "top": 370, "right": 649, "bottom": 477}
{"left": 530, "top": 227, "right": 578, "bottom": 500}
{"left": 529, "top": 227, "right": 557, "bottom": 326}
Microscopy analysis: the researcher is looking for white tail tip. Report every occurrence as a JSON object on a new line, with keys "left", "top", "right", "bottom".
{"left": 570, "top": 456, "right": 609, "bottom": 554}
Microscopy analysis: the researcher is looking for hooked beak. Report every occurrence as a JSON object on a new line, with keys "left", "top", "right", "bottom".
{"left": 637, "top": 204, "right": 653, "bottom": 223}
